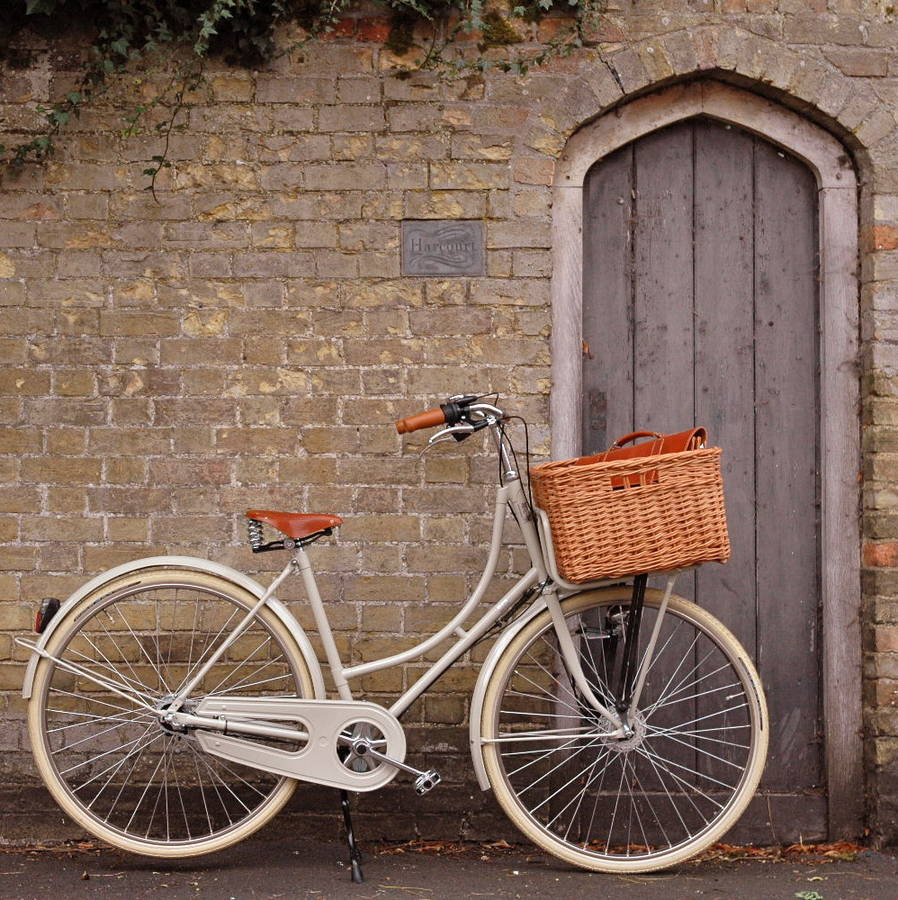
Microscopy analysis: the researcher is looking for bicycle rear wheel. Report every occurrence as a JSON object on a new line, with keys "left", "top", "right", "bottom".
{"left": 481, "top": 586, "right": 767, "bottom": 872}
{"left": 28, "top": 570, "right": 315, "bottom": 857}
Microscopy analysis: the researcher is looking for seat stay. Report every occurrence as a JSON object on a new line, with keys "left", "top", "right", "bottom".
{"left": 164, "top": 557, "right": 297, "bottom": 714}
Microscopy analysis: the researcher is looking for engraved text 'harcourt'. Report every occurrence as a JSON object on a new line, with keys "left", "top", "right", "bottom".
{"left": 401, "top": 220, "right": 485, "bottom": 276}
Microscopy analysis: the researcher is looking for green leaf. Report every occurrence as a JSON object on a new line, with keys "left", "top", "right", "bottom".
{"left": 109, "top": 38, "right": 130, "bottom": 56}
{"left": 795, "top": 892, "right": 824, "bottom": 900}
{"left": 25, "top": 0, "right": 56, "bottom": 15}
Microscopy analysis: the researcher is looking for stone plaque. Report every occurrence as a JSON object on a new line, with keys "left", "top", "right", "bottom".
{"left": 401, "top": 220, "right": 484, "bottom": 276}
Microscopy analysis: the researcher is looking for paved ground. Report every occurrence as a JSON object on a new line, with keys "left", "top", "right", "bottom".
{"left": 1, "top": 837, "right": 897, "bottom": 900}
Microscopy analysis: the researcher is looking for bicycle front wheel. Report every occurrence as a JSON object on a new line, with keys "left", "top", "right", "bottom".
{"left": 28, "top": 569, "right": 315, "bottom": 857}
{"left": 481, "top": 586, "right": 767, "bottom": 872}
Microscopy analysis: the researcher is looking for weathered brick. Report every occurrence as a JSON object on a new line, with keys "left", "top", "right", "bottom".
{"left": 0, "top": 488, "right": 41, "bottom": 514}
{"left": 429, "top": 161, "right": 510, "bottom": 190}
{"left": 45, "top": 428, "right": 87, "bottom": 456}
{"left": 304, "top": 163, "right": 387, "bottom": 191}
{"left": 403, "top": 190, "right": 486, "bottom": 219}
{"left": 209, "top": 74, "right": 254, "bottom": 102}
{"left": 825, "top": 47, "right": 891, "bottom": 77}
{"left": 99, "top": 311, "right": 179, "bottom": 336}
{"left": 0, "top": 427, "right": 40, "bottom": 454}
{"left": 21, "top": 457, "right": 100, "bottom": 484}
{"left": 487, "top": 220, "right": 551, "bottom": 249}
{"left": 255, "top": 75, "right": 336, "bottom": 104}
{"left": 319, "top": 105, "right": 386, "bottom": 133}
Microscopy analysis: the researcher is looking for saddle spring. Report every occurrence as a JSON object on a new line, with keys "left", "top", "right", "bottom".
{"left": 247, "top": 518, "right": 265, "bottom": 551}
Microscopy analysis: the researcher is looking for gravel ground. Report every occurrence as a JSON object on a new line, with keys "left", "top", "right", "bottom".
{"left": 1, "top": 837, "right": 896, "bottom": 900}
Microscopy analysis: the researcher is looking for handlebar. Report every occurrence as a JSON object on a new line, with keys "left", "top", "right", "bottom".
{"left": 395, "top": 408, "right": 446, "bottom": 434}
{"left": 394, "top": 395, "right": 503, "bottom": 435}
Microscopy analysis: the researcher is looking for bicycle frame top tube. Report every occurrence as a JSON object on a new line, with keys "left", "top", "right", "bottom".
{"left": 323, "top": 422, "right": 549, "bottom": 675}
{"left": 159, "top": 419, "right": 547, "bottom": 716}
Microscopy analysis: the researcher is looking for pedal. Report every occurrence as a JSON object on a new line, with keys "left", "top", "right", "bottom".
{"left": 413, "top": 769, "right": 441, "bottom": 795}
{"left": 357, "top": 742, "right": 441, "bottom": 795}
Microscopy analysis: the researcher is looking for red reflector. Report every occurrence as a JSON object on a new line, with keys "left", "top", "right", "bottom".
{"left": 35, "top": 598, "right": 60, "bottom": 634}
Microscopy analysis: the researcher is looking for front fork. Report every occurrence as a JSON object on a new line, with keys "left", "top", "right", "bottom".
{"left": 543, "top": 573, "right": 676, "bottom": 735}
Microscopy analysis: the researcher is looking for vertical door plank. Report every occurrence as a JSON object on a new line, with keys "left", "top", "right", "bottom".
{"left": 692, "top": 120, "right": 759, "bottom": 796}
{"left": 693, "top": 120, "right": 758, "bottom": 659}
{"left": 753, "top": 139, "right": 822, "bottom": 790}
{"left": 631, "top": 122, "right": 698, "bottom": 789}
{"left": 633, "top": 121, "right": 696, "bottom": 601}
{"left": 582, "top": 146, "right": 633, "bottom": 455}
{"left": 632, "top": 121, "right": 695, "bottom": 435}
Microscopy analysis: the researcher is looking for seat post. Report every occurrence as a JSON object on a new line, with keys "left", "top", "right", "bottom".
{"left": 294, "top": 547, "right": 353, "bottom": 701}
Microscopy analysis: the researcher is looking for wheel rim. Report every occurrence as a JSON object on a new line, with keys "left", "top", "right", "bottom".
{"left": 35, "top": 580, "right": 306, "bottom": 850}
{"left": 487, "top": 596, "right": 763, "bottom": 865}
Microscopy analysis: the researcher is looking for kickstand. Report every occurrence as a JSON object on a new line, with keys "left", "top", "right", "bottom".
{"left": 340, "top": 790, "right": 364, "bottom": 884}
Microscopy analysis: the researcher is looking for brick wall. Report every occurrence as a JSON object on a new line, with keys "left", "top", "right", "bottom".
{"left": 2, "top": 0, "right": 898, "bottom": 843}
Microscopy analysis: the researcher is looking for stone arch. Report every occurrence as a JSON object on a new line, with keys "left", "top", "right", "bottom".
{"left": 545, "top": 24, "right": 887, "bottom": 156}
{"left": 549, "top": 79, "right": 862, "bottom": 838}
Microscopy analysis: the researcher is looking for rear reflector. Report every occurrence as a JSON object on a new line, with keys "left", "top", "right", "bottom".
{"left": 35, "top": 598, "right": 60, "bottom": 634}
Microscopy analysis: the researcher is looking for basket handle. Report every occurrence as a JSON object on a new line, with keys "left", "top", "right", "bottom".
{"left": 610, "top": 430, "right": 664, "bottom": 449}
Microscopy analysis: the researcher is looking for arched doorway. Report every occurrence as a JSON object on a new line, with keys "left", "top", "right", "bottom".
{"left": 550, "top": 81, "right": 861, "bottom": 839}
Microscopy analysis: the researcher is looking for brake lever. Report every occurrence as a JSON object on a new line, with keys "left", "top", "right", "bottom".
{"left": 417, "top": 424, "right": 476, "bottom": 456}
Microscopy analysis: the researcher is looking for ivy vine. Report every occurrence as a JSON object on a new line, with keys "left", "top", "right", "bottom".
{"left": 0, "top": 0, "right": 605, "bottom": 193}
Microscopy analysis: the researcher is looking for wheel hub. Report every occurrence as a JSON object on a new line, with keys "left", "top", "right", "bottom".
{"left": 156, "top": 695, "right": 193, "bottom": 734}
{"left": 602, "top": 710, "right": 647, "bottom": 753}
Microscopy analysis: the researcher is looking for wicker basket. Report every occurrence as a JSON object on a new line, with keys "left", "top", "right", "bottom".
{"left": 530, "top": 447, "right": 731, "bottom": 583}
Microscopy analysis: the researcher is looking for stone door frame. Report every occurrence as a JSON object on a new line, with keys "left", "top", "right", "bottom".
{"left": 549, "top": 79, "right": 862, "bottom": 838}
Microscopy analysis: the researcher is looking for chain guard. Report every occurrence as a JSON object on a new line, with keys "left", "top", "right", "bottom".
{"left": 194, "top": 697, "right": 406, "bottom": 792}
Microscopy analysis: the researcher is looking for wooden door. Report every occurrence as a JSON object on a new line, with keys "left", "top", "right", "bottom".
{"left": 582, "top": 117, "right": 824, "bottom": 840}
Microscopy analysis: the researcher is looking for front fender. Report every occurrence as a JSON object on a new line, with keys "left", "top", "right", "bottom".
{"left": 468, "top": 596, "right": 549, "bottom": 791}
{"left": 21, "top": 555, "right": 326, "bottom": 701}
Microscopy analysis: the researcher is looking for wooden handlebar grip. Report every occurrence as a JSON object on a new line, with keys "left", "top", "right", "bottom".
{"left": 395, "top": 408, "right": 446, "bottom": 434}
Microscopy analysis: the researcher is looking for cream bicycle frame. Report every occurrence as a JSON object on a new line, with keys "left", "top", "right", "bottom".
{"left": 162, "top": 421, "right": 668, "bottom": 737}
{"left": 22, "top": 418, "right": 677, "bottom": 740}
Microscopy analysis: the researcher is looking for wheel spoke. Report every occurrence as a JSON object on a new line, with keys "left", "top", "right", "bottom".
{"left": 36, "top": 575, "right": 307, "bottom": 852}
{"left": 485, "top": 593, "right": 765, "bottom": 868}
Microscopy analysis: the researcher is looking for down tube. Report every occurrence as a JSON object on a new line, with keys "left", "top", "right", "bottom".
{"left": 389, "top": 569, "right": 540, "bottom": 719}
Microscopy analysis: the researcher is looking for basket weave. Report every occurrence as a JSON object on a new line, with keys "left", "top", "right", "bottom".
{"left": 531, "top": 447, "right": 730, "bottom": 583}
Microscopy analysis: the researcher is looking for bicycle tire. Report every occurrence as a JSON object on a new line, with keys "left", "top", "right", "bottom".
{"left": 28, "top": 569, "right": 315, "bottom": 857}
{"left": 481, "top": 586, "right": 767, "bottom": 872}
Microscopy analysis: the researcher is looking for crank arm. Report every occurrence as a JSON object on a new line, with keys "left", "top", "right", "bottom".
{"left": 360, "top": 745, "right": 426, "bottom": 778}
{"left": 358, "top": 747, "right": 440, "bottom": 794}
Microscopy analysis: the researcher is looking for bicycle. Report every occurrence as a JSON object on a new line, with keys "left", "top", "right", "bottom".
{"left": 18, "top": 394, "right": 767, "bottom": 877}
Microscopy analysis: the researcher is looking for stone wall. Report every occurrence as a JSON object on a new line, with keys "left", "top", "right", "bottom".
{"left": 2, "top": 0, "right": 898, "bottom": 844}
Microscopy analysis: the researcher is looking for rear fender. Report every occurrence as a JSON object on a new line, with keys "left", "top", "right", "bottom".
{"left": 20, "top": 555, "right": 326, "bottom": 700}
